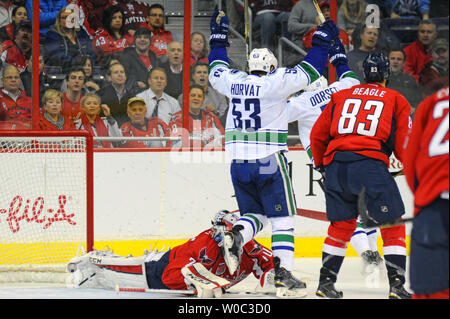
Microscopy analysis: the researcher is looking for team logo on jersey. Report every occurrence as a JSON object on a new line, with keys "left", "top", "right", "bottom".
{"left": 199, "top": 247, "right": 213, "bottom": 265}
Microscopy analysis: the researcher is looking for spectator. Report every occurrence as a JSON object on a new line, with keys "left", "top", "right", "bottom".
{"left": 120, "top": 27, "right": 159, "bottom": 91}
{"left": 347, "top": 25, "right": 379, "bottom": 80}
{"left": 288, "top": 0, "right": 318, "bottom": 50}
{"left": 190, "top": 31, "right": 208, "bottom": 67}
{"left": 160, "top": 40, "right": 183, "bottom": 99}
{"left": 19, "top": 54, "right": 31, "bottom": 96}
{"left": 403, "top": 19, "right": 436, "bottom": 82}
{"left": 30, "top": 0, "right": 68, "bottom": 38}
{"left": 337, "top": 0, "right": 366, "bottom": 37}
{"left": 386, "top": 49, "right": 421, "bottom": 112}
{"left": 43, "top": 5, "right": 95, "bottom": 72}
{"left": 78, "top": 0, "right": 110, "bottom": 34}
{"left": 249, "top": 0, "right": 292, "bottom": 52}
{"left": 60, "top": 55, "right": 104, "bottom": 93}
{"left": 61, "top": 66, "right": 85, "bottom": 122}
{"left": 0, "top": 5, "right": 28, "bottom": 42}
{"left": 74, "top": 92, "right": 122, "bottom": 148}
{"left": 110, "top": 0, "right": 148, "bottom": 37}
{"left": 137, "top": 3, "right": 173, "bottom": 60}
{"left": 120, "top": 96, "right": 170, "bottom": 148}
{"left": 39, "top": 88, "right": 75, "bottom": 130}
{"left": 178, "top": 62, "right": 228, "bottom": 119}
{"left": 390, "top": 0, "right": 429, "bottom": 20}
{"left": 0, "top": 1, "right": 17, "bottom": 28}
{"left": 169, "top": 84, "right": 224, "bottom": 149}
{"left": 97, "top": 61, "right": 141, "bottom": 126}
{"left": 136, "top": 67, "right": 181, "bottom": 125}
{"left": 0, "top": 19, "right": 31, "bottom": 73}
{"left": 38, "top": 53, "right": 60, "bottom": 106}
{"left": 302, "top": 1, "right": 351, "bottom": 51}
{"left": 92, "top": 5, "right": 133, "bottom": 65}
{"left": 419, "top": 38, "right": 449, "bottom": 97}
{"left": 0, "top": 65, "right": 31, "bottom": 129}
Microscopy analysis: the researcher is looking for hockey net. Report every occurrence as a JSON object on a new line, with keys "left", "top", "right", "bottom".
{"left": 0, "top": 131, "right": 93, "bottom": 283}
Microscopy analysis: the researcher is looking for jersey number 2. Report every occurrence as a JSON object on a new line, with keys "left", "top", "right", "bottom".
{"left": 338, "top": 99, "right": 384, "bottom": 136}
{"left": 429, "top": 100, "right": 449, "bottom": 157}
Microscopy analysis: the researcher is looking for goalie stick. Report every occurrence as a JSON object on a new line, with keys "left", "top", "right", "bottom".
{"left": 357, "top": 186, "right": 414, "bottom": 228}
{"left": 115, "top": 285, "right": 196, "bottom": 295}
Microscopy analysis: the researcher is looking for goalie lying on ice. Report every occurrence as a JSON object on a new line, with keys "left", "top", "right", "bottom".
{"left": 67, "top": 210, "right": 275, "bottom": 297}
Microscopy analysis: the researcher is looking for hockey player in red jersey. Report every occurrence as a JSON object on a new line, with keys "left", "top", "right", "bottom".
{"left": 310, "top": 52, "right": 412, "bottom": 299}
{"left": 403, "top": 86, "right": 449, "bottom": 299}
{"left": 67, "top": 210, "right": 275, "bottom": 298}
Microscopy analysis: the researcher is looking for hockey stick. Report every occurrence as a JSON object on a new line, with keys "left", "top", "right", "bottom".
{"left": 357, "top": 186, "right": 414, "bottom": 228}
{"left": 312, "top": 0, "right": 326, "bottom": 24}
{"left": 244, "top": 0, "right": 249, "bottom": 61}
{"left": 115, "top": 285, "right": 196, "bottom": 295}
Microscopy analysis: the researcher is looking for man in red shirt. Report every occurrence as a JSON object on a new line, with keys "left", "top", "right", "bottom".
{"left": 62, "top": 66, "right": 85, "bottom": 122}
{"left": 310, "top": 52, "right": 412, "bottom": 299}
{"left": 403, "top": 86, "right": 449, "bottom": 299}
{"left": 403, "top": 19, "right": 437, "bottom": 82}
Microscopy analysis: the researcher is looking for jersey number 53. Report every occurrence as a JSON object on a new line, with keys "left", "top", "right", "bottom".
{"left": 231, "top": 98, "right": 262, "bottom": 130}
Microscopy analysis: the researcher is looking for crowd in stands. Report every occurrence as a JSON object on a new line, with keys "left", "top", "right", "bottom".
{"left": 0, "top": 0, "right": 448, "bottom": 149}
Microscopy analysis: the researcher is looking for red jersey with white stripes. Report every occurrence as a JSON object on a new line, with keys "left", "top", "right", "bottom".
{"left": 310, "top": 83, "right": 411, "bottom": 167}
{"left": 403, "top": 86, "right": 449, "bottom": 215}
{"left": 161, "top": 229, "right": 273, "bottom": 290}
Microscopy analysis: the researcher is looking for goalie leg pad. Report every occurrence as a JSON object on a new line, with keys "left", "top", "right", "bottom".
{"left": 181, "top": 262, "right": 230, "bottom": 298}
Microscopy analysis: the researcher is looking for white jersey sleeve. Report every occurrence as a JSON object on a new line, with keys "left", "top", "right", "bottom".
{"left": 209, "top": 60, "right": 321, "bottom": 160}
{"left": 287, "top": 73, "right": 360, "bottom": 162}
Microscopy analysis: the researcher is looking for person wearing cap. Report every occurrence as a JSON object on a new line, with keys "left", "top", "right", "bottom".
{"left": 419, "top": 38, "right": 449, "bottom": 97}
{"left": 120, "top": 27, "right": 159, "bottom": 91}
{"left": 120, "top": 96, "right": 170, "bottom": 148}
{"left": 0, "top": 19, "right": 31, "bottom": 73}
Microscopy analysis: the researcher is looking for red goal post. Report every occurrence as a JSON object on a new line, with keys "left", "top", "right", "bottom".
{"left": 0, "top": 130, "right": 94, "bottom": 282}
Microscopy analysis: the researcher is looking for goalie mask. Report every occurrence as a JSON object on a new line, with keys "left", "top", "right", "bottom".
{"left": 248, "top": 48, "right": 278, "bottom": 74}
{"left": 211, "top": 210, "right": 240, "bottom": 244}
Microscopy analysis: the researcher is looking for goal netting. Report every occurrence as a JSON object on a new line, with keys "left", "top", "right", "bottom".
{"left": 0, "top": 131, "right": 93, "bottom": 283}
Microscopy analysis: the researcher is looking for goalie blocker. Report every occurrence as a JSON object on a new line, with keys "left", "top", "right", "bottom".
{"left": 67, "top": 210, "right": 277, "bottom": 298}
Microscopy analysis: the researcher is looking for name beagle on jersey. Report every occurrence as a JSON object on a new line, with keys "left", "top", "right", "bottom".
{"left": 230, "top": 83, "right": 262, "bottom": 96}
{"left": 352, "top": 87, "right": 386, "bottom": 97}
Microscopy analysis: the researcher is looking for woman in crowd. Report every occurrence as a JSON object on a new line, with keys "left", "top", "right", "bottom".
{"left": 190, "top": 31, "right": 208, "bottom": 67}
{"left": 39, "top": 89, "right": 75, "bottom": 130}
{"left": 0, "top": 5, "right": 28, "bottom": 42}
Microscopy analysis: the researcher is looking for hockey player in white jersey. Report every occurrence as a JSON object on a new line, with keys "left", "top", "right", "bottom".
{"left": 208, "top": 10, "right": 340, "bottom": 298}
{"left": 287, "top": 38, "right": 384, "bottom": 277}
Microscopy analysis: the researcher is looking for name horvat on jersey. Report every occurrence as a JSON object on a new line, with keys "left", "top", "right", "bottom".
{"left": 310, "top": 86, "right": 338, "bottom": 108}
{"left": 230, "top": 83, "right": 262, "bottom": 96}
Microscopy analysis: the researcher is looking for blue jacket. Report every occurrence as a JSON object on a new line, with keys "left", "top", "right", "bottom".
{"left": 27, "top": 0, "right": 68, "bottom": 37}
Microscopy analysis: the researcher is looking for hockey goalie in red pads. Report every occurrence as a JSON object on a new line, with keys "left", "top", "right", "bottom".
{"left": 67, "top": 210, "right": 275, "bottom": 298}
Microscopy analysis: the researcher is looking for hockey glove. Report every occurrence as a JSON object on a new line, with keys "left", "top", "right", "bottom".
{"left": 328, "top": 37, "right": 348, "bottom": 67}
{"left": 312, "top": 20, "right": 340, "bottom": 47}
{"left": 210, "top": 10, "right": 229, "bottom": 49}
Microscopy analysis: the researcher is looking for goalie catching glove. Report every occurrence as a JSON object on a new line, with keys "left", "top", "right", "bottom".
{"left": 181, "top": 262, "right": 230, "bottom": 298}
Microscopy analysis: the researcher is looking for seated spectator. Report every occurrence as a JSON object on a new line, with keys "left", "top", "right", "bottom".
{"left": 110, "top": 0, "right": 148, "bottom": 36}
{"left": 120, "top": 96, "right": 170, "bottom": 148}
{"left": 386, "top": 48, "right": 421, "bottom": 112}
{"left": 136, "top": 67, "right": 181, "bottom": 125}
{"left": 249, "top": 0, "right": 292, "bottom": 52}
{"left": 302, "top": 1, "right": 351, "bottom": 51}
{"left": 137, "top": 3, "right": 173, "bottom": 60}
{"left": 74, "top": 92, "right": 122, "bottom": 148}
{"left": 97, "top": 61, "right": 141, "bottom": 126}
{"left": 160, "top": 40, "right": 183, "bottom": 99}
{"left": 347, "top": 24, "right": 379, "bottom": 80}
{"left": 337, "top": 0, "right": 366, "bottom": 37}
{"left": 38, "top": 53, "right": 61, "bottom": 106}
{"left": 403, "top": 19, "right": 436, "bottom": 82}
{"left": 0, "top": 0, "right": 15, "bottom": 28}
{"left": 28, "top": 0, "right": 67, "bottom": 38}
{"left": 0, "top": 64, "right": 31, "bottom": 129}
{"left": 61, "top": 66, "right": 85, "bottom": 122}
{"left": 60, "top": 55, "right": 105, "bottom": 93}
{"left": 351, "top": 18, "right": 401, "bottom": 53}
{"left": 39, "top": 89, "right": 75, "bottom": 130}
{"left": 390, "top": 0, "right": 429, "bottom": 20}
{"left": 0, "top": 5, "right": 28, "bottom": 42}
{"left": 20, "top": 55, "right": 31, "bottom": 96}
{"left": 419, "top": 38, "right": 449, "bottom": 97}
{"left": 190, "top": 31, "right": 208, "bottom": 67}
{"left": 120, "top": 27, "right": 159, "bottom": 91}
{"left": 43, "top": 6, "right": 95, "bottom": 72}
{"left": 169, "top": 84, "right": 224, "bottom": 149}
{"left": 0, "top": 19, "right": 31, "bottom": 73}
{"left": 288, "top": 0, "right": 319, "bottom": 50}
{"left": 178, "top": 62, "right": 228, "bottom": 119}
{"left": 92, "top": 5, "right": 133, "bottom": 65}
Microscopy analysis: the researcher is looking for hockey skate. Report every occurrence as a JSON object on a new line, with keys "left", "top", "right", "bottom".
{"left": 388, "top": 275, "right": 412, "bottom": 299}
{"left": 222, "top": 225, "right": 244, "bottom": 275}
{"left": 273, "top": 257, "right": 307, "bottom": 298}
{"left": 316, "top": 276, "right": 344, "bottom": 299}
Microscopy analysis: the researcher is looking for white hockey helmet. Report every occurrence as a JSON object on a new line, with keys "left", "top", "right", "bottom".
{"left": 304, "top": 76, "right": 328, "bottom": 92}
{"left": 248, "top": 48, "right": 278, "bottom": 74}
{"left": 211, "top": 210, "right": 240, "bottom": 242}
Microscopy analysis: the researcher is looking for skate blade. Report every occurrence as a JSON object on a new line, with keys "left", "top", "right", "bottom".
{"left": 276, "top": 287, "right": 307, "bottom": 298}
